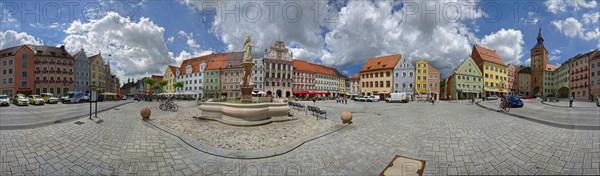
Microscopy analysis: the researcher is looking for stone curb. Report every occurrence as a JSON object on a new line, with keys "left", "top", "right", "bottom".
{"left": 475, "top": 101, "right": 600, "bottom": 130}
{"left": 143, "top": 118, "right": 348, "bottom": 159}
{"left": 0, "top": 101, "right": 133, "bottom": 130}
{"left": 541, "top": 101, "right": 598, "bottom": 109}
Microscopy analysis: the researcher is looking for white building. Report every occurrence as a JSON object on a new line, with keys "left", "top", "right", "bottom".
{"left": 176, "top": 57, "right": 207, "bottom": 99}
{"left": 252, "top": 54, "right": 265, "bottom": 92}
{"left": 264, "top": 40, "right": 293, "bottom": 98}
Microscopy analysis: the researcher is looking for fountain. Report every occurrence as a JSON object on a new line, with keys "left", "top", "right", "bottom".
{"left": 196, "top": 36, "right": 295, "bottom": 126}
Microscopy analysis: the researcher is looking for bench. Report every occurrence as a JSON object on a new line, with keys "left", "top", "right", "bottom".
{"left": 288, "top": 102, "right": 306, "bottom": 111}
{"left": 307, "top": 106, "right": 326, "bottom": 120}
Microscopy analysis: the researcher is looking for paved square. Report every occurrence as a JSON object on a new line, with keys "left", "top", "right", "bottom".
{"left": 1, "top": 100, "right": 599, "bottom": 175}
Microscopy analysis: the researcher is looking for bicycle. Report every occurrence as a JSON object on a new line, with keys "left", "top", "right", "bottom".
{"left": 159, "top": 97, "right": 179, "bottom": 112}
{"left": 499, "top": 100, "right": 510, "bottom": 112}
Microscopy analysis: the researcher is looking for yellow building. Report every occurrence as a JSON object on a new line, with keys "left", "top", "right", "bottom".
{"left": 359, "top": 54, "right": 402, "bottom": 100}
{"left": 163, "top": 66, "right": 178, "bottom": 93}
{"left": 471, "top": 45, "right": 508, "bottom": 96}
{"left": 88, "top": 53, "right": 106, "bottom": 93}
{"left": 415, "top": 59, "right": 429, "bottom": 94}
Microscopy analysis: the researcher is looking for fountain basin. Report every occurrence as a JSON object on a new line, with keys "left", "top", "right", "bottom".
{"left": 197, "top": 100, "right": 295, "bottom": 126}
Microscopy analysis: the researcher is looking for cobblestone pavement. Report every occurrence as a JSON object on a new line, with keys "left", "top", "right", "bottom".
{"left": 0, "top": 101, "right": 131, "bottom": 127}
{"left": 1, "top": 100, "right": 599, "bottom": 175}
{"left": 478, "top": 99, "right": 600, "bottom": 127}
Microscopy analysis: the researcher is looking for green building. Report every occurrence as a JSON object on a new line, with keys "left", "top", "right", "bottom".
{"left": 204, "top": 69, "right": 221, "bottom": 98}
{"left": 446, "top": 56, "right": 483, "bottom": 100}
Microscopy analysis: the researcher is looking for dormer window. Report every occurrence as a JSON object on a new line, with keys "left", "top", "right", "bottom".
{"left": 37, "top": 51, "right": 42, "bottom": 54}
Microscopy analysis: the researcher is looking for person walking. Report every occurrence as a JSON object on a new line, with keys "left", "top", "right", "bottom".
{"left": 569, "top": 95, "right": 574, "bottom": 107}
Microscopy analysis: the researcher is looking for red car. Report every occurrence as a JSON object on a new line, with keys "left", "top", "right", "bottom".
{"left": 522, "top": 95, "right": 535, "bottom": 99}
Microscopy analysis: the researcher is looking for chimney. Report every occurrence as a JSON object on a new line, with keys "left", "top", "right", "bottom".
{"left": 60, "top": 45, "right": 65, "bottom": 50}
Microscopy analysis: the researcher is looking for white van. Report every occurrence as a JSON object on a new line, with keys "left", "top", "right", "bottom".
{"left": 386, "top": 93, "right": 409, "bottom": 103}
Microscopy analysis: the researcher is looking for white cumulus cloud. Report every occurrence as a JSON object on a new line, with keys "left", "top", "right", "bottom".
{"left": 552, "top": 17, "right": 584, "bottom": 37}
{"left": 63, "top": 11, "right": 174, "bottom": 81}
{"left": 544, "top": 0, "right": 598, "bottom": 14}
{"left": 479, "top": 28, "right": 525, "bottom": 65}
{"left": 0, "top": 30, "right": 43, "bottom": 49}
{"left": 583, "top": 12, "right": 600, "bottom": 24}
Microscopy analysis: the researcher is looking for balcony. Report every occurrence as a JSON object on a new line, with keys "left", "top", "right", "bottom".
{"left": 49, "top": 80, "right": 55, "bottom": 83}
{"left": 34, "top": 70, "right": 40, "bottom": 73}
{"left": 57, "top": 70, "right": 62, "bottom": 74}
{"left": 49, "top": 70, "right": 55, "bottom": 73}
{"left": 34, "top": 80, "right": 41, "bottom": 83}
{"left": 42, "top": 70, "right": 48, "bottom": 73}
{"left": 34, "top": 60, "right": 40, "bottom": 64}
{"left": 49, "top": 61, "right": 55, "bottom": 64}
{"left": 42, "top": 60, "right": 48, "bottom": 64}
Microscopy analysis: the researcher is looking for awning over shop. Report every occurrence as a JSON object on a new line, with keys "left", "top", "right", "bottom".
{"left": 293, "top": 91, "right": 329, "bottom": 95}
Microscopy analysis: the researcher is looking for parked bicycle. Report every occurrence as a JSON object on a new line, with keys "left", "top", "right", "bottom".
{"left": 499, "top": 99, "right": 510, "bottom": 112}
{"left": 159, "top": 96, "right": 179, "bottom": 112}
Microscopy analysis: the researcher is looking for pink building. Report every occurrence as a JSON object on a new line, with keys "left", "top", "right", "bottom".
{"left": 569, "top": 50, "right": 598, "bottom": 100}
{"left": 588, "top": 50, "right": 600, "bottom": 99}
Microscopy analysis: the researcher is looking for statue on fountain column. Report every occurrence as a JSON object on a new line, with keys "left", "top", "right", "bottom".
{"left": 243, "top": 36, "right": 253, "bottom": 63}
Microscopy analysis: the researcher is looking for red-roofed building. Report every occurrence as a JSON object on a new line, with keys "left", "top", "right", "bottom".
{"left": 471, "top": 45, "right": 508, "bottom": 96}
{"left": 359, "top": 54, "right": 402, "bottom": 100}
{"left": 162, "top": 65, "right": 178, "bottom": 93}
{"left": 292, "top": 59, "right": 341, "bottom": 97}
{"left": 569, "top": 50, "right": 599, "bottom": 100}
{"left": 1, "top": 45, "right": 75, "bottom": 97}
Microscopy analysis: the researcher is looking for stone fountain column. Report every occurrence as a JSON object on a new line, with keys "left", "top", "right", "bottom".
{"left": 240, "top": 62, "right": 254, "bottom": 103}
{"left": 240, "top": 36, "right": 255, "bottom": 103}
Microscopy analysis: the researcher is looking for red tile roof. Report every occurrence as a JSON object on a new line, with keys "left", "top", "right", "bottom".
{"left": 349, "top": 74, "right": 360, "bottom": 80}
{"left": 1, "top": 45, "right": 74, "bottom": 59}
{"left": 292, "top": 60, "right": 338, "bottom": 77}
{"left": 88, "top": 53, "right": 102, "bottom": 62}
{"left": 472, "top": 45, "right": 505, "bottom": 66}
{"left": 151, "top": 75, "right": 163, "bottom": 81}
{"left": 545, "top": 64, "right": 559, "bottom": 71}
{"left": 167, "top": 66, "right": 178, "bottom": 75}
{"left": 359, "top": 54, "right": 402, "bottom": 73}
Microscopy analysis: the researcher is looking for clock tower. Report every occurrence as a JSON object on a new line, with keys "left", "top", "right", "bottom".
{"left": 530, "top": 28, "right": 549, "bottom": 96}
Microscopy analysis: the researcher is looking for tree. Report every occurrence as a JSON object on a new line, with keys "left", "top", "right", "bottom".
{"left": 439, "top": 80, "right": 446, "bottom": 88}
{"left": 154, "top": 85, "right": 162, "bottom": 93}
{"left": 173, "top": 82, "right": 184, "bottom": 92}
{"left": 158, "top": 80, "right": 168, "bottom": 92}
{"left": 144, "top": 78, "right": 157, "bottom": 93}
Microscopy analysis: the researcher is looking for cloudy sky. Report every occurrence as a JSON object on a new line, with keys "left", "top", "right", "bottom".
{"left": 1, "top": 0, "right": 599, "bottom": 82}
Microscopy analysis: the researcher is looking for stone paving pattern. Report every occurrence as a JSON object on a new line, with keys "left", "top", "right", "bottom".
{"left": 1, "top": 100, "right": 599, "bottom": 175}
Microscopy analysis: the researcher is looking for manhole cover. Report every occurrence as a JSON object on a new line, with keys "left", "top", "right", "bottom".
{"left": 74, "top": 121, "right": 84, "bottom": 125}
{"left": 380, "top": 155, "right": 426, "bottom": 176}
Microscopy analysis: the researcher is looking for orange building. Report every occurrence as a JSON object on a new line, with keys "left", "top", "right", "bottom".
{"left": 427, "top": 65, "right": 440, "bottom": 100}
{"left": 359, "top": 54, "right": 402, "bottom": 100}
{"left": 1, "top": 45, "right": 74, "bottom": 97}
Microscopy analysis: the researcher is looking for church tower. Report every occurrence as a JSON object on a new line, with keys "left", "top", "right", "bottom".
{"left": 530, "top": 28, "right": 549, "bottom": 96}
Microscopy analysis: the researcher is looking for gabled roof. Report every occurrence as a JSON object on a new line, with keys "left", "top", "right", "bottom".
{"left": 204, "top": 53, "right": 229, "bottom": 70}
{"left": 472, "top": 45, "right": 505, "bottom": 66}
{"left": 72, "top": 49, "right": 84, "bottom": 59}
{"left": 88, "top": 53, "right": 102, "bottom": 62}
{"left": 349, "top": 74, "right": 360, "bottom": 80}
{"left": 151, "top": 75, "right": 163, "bottom": 81}
{"left": 166, "top": 65, "right": 178, "bottom": 75}
{"left": 518, "top": 67, "right": 531, "bottom": 74}
{"left": 360, "top": 54, "right": 402, "bottom": 73}
{"left": 1, "top": 45, "right": 74, "bottom": 59}
{"left": 292, "top": 59, "right": 338, "bottom": 77}
{"left": 545, "top": 64, "right": 559, "bottom": 71}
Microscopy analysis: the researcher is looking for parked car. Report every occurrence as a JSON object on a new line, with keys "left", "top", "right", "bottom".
{"left": 508, "top": 96, "right": 524, "bottom": 108}
{"left": 386, "top": 93, "right": 409, "bottom": 103}
{"left": 63, "top": 91, "right": 84, "bottom": 104}
{"left": 354, "top": 96, "right": 366, "bottom": 102}
{"left": 122, "top": 95, "right": 128, "bottom": 100}
{"left": 485, "top": 95, "right": 498, "bottom": 100}
{"left": 367, "top": 95, "right": 380, "bottom": 102}
{"left": 0, "top": 94, "right": 10, "bottom": 106}
{"left": 28, "top": 95, "right": 45, "bottom": 105}
{"left": 522, "top": 95, "right": 535, "bottom": 99}
{"left": 12, "top": 94, "right": 29, "bottom": 106}
{"left": 40, "top": 93, "right": 59, "bottom": 104}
